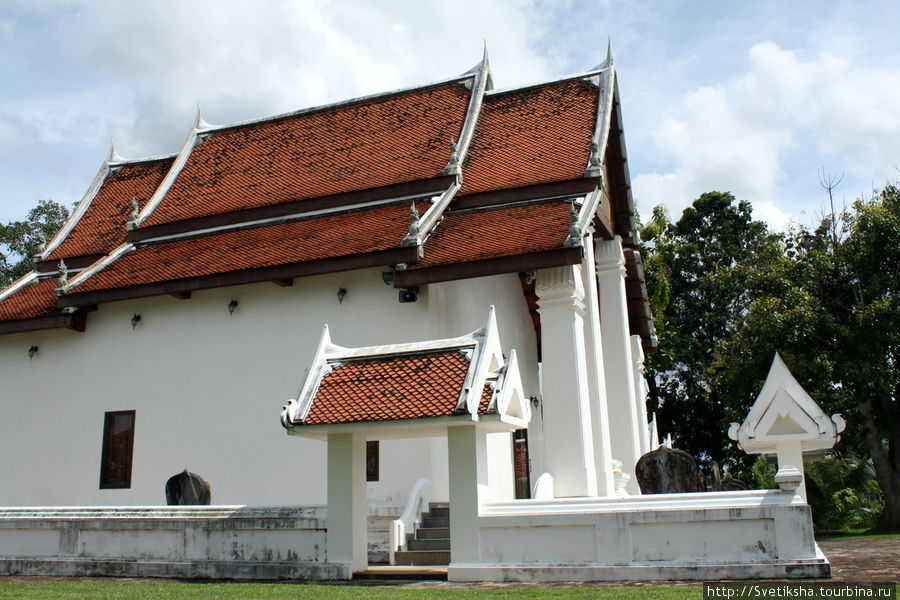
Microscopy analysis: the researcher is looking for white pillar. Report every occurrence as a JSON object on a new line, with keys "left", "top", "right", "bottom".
{"left": 595, "top": 236, "right": 641, "bottom": 494}
{"left": 447, "top": 424, "right": 488, "bottom": 565}
{"left": 776, "top": 441, "right": 807, "bottom": 501}
{"left": 535, "top": 265, "right": 598, "bottom": 497}
{"left": 582, "top": 232, "right": 615, "bottom": 496}
{"left": 631, "top": 335, "right": 651, "bottom": 455}
{"left": 327, "top": 432, "right": 367, "bottom": 575}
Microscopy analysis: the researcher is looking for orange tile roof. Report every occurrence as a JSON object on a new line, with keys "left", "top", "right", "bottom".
{"left": 0, "top": 278, "right": 61, "bottom": 321}
{"left": 142, "top": 82, "right": 471, "bottom": 226}
{"left": 460, "top": 79, "right": 598, "bottom": 195}
{"left": 303, "top": 350, "right": 471, "bottom": 425}
{"left": 47, "top": 158, "right": 173, "bottom": 260}
{"left": 478, "top": 383, "right": 494, "bottom": 415}
{"left": 414, "top": 199, "right": 573, "bottom": 269}
{"left": 71, "top": 202, "right": 411, "bottom": 293}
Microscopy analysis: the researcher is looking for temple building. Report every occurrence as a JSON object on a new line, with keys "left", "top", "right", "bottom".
{"left": 0, "top": 50, "right": 828, "bottom": 581}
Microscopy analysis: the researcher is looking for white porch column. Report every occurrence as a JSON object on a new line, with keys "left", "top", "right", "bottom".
{"left": 582, "top": 232, "right": 615, "bottom": 496}
{"left": 595, "top": 236, "right": 641, "bottom": 494}
{"left": 447, "top": 424, "right": 488, "bottom": 565}
{"left": 631, "top": 335, "right": 651, "bottom": 455}
{"left": 327, "top": 432, "right": 367, "bottom": 574}
{"left": 535, "top": 265, "right": 598, "bottom": 497}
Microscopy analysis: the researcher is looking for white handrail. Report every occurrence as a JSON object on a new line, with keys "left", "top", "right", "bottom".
{"left": 389, "top": 478, "right": 432, "bottom": 565}
{"left": 532, "top": 472, "right": 555, "bottom": 499}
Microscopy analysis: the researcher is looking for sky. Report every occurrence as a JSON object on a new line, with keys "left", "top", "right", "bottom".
{"left": 1, "top": 0, "right": 899, "bottom": 231}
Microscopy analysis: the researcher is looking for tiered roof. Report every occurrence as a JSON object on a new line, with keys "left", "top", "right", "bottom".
{"left": 0, "top": 51, "right": 655, "bottom": 350}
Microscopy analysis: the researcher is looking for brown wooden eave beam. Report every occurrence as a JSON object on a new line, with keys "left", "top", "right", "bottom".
{"left": 128, "top": 175, "right": 457, "bottom": 243}
{"left": 57, "top": 246, "right": 418, "bottom": 309}
{"left": 34, "top": 254, "right": 106, "bottom": 274}
{"left": 393, "top": 247, "right": 583, "bottom": 288}
{"left": 0, "top": 311, "right": 88, "bottom": 336}
{"left": 451, "top": 177, "right": 602, "bottom": 211}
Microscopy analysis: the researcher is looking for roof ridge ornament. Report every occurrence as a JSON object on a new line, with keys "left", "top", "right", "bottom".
{"left": 130, "top": 196, "right": 140, "bottom": 222}
{"left": 586, "top": 140, "right": 603, "bottom": 174}
{"left": 404, "top": 201, "right": 421, "bottom": 243}
{"left": 568, "top": 202, "right": 580, "bottom": 238}
{"left": 56, "top": 259, "right": 68, "bottom": 290}
{"left": 443, "top": 138, "right": 460, "bottom": 175}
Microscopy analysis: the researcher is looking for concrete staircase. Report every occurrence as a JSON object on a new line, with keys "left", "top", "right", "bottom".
{"left": 392, "top": 502, "right": 450, "bottom": 566}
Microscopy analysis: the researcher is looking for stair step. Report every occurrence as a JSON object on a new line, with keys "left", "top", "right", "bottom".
{"left": 422, "top": 516, "right": 449, "bottom": 528}
{"left": 427, "top": 506, "right": 449, "bottom": 518}
{"left": 414, "top": 527, "right": 450, "bottom": 539}
{"left": 406, "top": 538, "right": 451, "bottom": 551}
{"left": 393, "top": 550, "right": 451, "bottom": 566}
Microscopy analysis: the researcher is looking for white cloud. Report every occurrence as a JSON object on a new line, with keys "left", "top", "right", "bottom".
{"left": 14, "top": 0, "right": 552, "bottom": 157}
{"left": 633, "top": 41, "right": 900, "bottom": 230}
{"left": 0, "top": 0, "right": 555, "bottom": 220}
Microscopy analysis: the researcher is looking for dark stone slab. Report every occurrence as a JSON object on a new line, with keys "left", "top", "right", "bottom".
{"left": 165, "top": 469, "right": 212, "bottom": 505}
{"left": 722, "top": 477, "right": 749, "bottom": 491}
{"left": 635, "top": 446, "right": 705, "bottom": 494}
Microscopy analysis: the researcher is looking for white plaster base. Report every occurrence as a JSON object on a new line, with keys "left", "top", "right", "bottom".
{"left": 448, "top": 491, "right": 830, "bottom": 582}
{"left": 449, "top": 558, "right": 829, "bottom": 582}
{"left": 0, "top": 506, "right": 347, "bottom": 580}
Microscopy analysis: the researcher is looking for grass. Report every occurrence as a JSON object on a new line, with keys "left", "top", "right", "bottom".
{"left": 0, "top": 581, "right": 701, "bottom": 600}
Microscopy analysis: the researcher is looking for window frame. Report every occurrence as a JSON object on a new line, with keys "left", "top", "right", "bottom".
{"left": 366, "top": 440, "right": 379, "bottom": 482}
{"left": 99, "top": 410, "right": 136, "bottom": 489}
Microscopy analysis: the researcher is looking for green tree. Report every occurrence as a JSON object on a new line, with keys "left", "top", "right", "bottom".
{"left": 714, "top": 184, "right": 900, "bottom": 530}
{"left": 0, "top": 199, "right": 69, "bottom": 288}
{"left": 641, "top": 191, "right": 781, "bottom": 467}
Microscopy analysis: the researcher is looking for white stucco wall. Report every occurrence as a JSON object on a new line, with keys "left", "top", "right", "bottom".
{"left": 0, "top": 268, "right": 538, "bottom": 508}
{"left": 450, "top": 491, "right": 829, "bottom": 582}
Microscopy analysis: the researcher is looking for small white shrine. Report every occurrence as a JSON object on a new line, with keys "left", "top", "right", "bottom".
{"left": 730, "top": 354, "right": 846, "bottom": 501}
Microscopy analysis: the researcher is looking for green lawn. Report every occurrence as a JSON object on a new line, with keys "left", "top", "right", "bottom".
{"left": 0, "top": 581, "right": 700, "bottom": 600}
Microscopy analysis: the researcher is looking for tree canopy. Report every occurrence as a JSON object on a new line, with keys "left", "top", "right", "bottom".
{"left": 0, "top": 199, "right": 69, "bottom": 288}
{"left": 641, "top": 191, "right": 782, "bottom": 467}
{"left": 643, "top": 186, "right": 899, "bottom": 530}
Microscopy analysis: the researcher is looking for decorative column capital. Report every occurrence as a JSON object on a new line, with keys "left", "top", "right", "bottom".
{"left": 535, "top": 265, "right": 585, "bottom": 313}
{"left": 594, "top": 235, "right": 626, "bottom": 277}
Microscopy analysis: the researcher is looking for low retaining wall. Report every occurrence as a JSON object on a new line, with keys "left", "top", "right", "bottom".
{"left": 0, "top": 505, "right": 347, "bottom": 580}
{"left": 450, "top": 490, "right": 830, "bottom": 582}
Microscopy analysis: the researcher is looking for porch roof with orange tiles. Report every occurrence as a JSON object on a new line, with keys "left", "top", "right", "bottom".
{"left": 303, "top": 350, "right": 478, "bottom": 426}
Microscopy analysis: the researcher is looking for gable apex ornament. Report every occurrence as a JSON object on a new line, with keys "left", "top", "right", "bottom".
{"left": 193, "top": 103, "right": 212, "bottom": 130}
{"left": 107, "top": 137, "right": 123, "bottom": 163}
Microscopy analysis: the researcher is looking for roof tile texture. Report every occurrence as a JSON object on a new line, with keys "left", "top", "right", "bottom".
{"left": 0, "top": 278, "right": 61, "bottom": 321}
{"left": 414, "top": 199, "right": 572, "bottom": 269}
{"left": 47, "top": 159, "right": 173, "bottom": 260}
{"left": 72, "top": 202, "right": 411, "bottom": 292}
{"left": 143, "top": 82, "right": 471, "bottom": 226}
{"left": 304, "top": 350, "right": 471, "bottom": 425}
{"left": 460, "top": 79, "right": 598, "bottom": 195}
